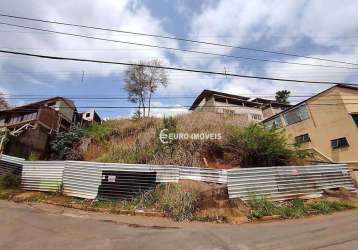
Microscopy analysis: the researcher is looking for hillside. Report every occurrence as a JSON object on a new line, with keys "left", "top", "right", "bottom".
{"left": 78, "top": 112, "right": 248, "bottom": 168}
{"left": 63, "top": 111, "right": 307, "bottom": 168}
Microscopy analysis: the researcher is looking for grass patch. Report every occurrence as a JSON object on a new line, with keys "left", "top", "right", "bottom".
{"left": 248, "top": 196, "right": 354, "bottom": 219}
{"left": 82, "top": 123, "right": 113, "bottom": 141}
{"left": 0, "top": 181, "right": 200, "bottom": 221}
{"left": 0, "top": 172, "right": 21, "bottom": 189}
{"left": 307, "top": 200, "right": 354, "bottom": 214}
{"left": 0, "top": 172, "right": 21, "bottom": 199}
{"left": 156, "top": 183, "right": 199, "bottom": 221}
{"left": 0, "top": 187, "right": 19, "bottom": 199}
{"left": 93, "top": 183, "right": 200, "bottom": 221}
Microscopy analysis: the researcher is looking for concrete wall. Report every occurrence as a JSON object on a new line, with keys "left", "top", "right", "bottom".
{"left": 262, "top": 107, "right": 286, "bottom": 119}
{"left": 196, "top": 97, "right": 263, "bottom": 123}
{"left": 5, "top": 124, "right": 50, "bottom": 159}
{"left": 53, "top": 100, "right": 75, "bottom": 122}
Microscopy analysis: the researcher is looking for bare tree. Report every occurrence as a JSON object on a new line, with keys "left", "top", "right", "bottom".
{"left": 146, "top": 59, "right": 168, "bottom": 117}
{"left": 124, "top": 65, "right": 147, "bottom": 117}
{"left": 124, "top": 60, "right": 168, "bottom": 117}
{"left": 0, "top": 92, "right": 9, "bottom": 110}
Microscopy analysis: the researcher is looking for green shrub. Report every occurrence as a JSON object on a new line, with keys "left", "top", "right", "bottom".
{"left": 227, "top": 124, "right": 304, "bottom": 167}
{"left": 82, "top": 123, "right": 113, "bottom": 141}
{"left": 0, "top": 171, "right": 21, "bottom": 188}
{"left": 50, "top": 127, "right": 83, "bottom": 160}
{"left": 248, "top": 195, "right": 277, "bottom": 218}
{"left": 155, "top": 116, "right": 178, "bottom": 157}
{"left": 27, "top": 152, "right": 39, "bottom": 161}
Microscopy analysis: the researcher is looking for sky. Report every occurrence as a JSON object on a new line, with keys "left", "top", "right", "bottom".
{"left": 0, "top": 0, "right": 358, "bottom": 118}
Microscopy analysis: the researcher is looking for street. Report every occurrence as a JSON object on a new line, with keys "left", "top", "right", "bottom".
{"left": 0, "top": 200, "right": 358, "bottom": 250}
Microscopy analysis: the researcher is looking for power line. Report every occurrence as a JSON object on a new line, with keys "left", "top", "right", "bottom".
{"left": 3, "top": 96, "right": 358, "bottom": 101}
{"left": 0, "top": 13, "right": 356, "bottom": 66}
{"left": 1, "top": 21, "right": 358, "bottom": 70}
{"left": 0, "top": 93, "right": 324, "bottom": 98}
{"left": 4, "top": 103, "right": 358, "bottom": 112}
{"left": 1, "top": 49, "right": 357, "bottom": 86}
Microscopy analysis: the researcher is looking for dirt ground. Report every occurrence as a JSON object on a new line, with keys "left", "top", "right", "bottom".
{"left": 5, "top": 184, "right": 358, "bottom": 225}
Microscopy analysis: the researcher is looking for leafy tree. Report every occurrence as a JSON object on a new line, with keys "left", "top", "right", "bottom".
{"left": 0, "top": 92, "right": 9, "bottom": 110}
{"left": 50, "top": 127, "right": 83, "bottom": 160}
{"left": 124, "top": 59, "right": 168, "bottom": 117}
{"left": 275, "top": 90, "right": 291, "bottom": 105}
{"left": 227, "top": 124, "right": 302, "bottom": 167}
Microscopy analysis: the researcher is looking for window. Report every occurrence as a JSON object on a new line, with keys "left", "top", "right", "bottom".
{"left": 85, "top": 112, "right": 91, "bottom": 118}
{"left": 264, "top": 116, "right": 283, "bottom": 129}
{"left": 282, "top": 105, "right": 310, "bottom": 125}
{"left": 352, "top": 114, "right": 358, "bottom": 128}
{"left": 23, "top": 112, "right": 37, "bottom": 121}
{"left": 251, "top": 114, "right": 262, "bottom": 120}
{"left": 295, "top": 133, "right": 311, "bottom": 144}
{"left": 331, "top": 137, "right": 349, "bottom": 149}
{"left": 223, "top": 109, "right": 235, "bottom": 115}
{"left": 9, "top": 115, "right": 23, "bottom": 124}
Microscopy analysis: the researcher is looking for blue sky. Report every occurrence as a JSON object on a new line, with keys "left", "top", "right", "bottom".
{"left": 1, "top": 0, "right": 358, "bottom": 118}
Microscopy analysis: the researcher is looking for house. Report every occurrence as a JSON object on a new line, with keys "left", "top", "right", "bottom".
{"left": 189, "top": 89, "right": 290, "bottom": 122}
{"left": 80, "top": 109, "right": 102, "bottom": 126}
{"left": 262, "top": 84, "right": 358, "bottom": 168}
{"left": 0, "top": 97, "right": 77, "bottom": 158}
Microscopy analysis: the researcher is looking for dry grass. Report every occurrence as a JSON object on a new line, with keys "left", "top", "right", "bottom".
{"left": 85, "top": 112, "right": 247, "bottom": 167}
{"left": 106, "top": 117, "right": 160, "bottom": 139}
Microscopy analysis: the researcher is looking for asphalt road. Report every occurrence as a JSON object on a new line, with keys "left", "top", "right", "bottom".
{"left": 1, "top": 200, "right": 358, "bottom": 250}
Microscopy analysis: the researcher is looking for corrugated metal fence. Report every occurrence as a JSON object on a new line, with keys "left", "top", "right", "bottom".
{"left": 1, "top": 154, "right": 356, "bottom": 201}
{"left": 227, "top": 164, "right": 356, "bottom": 201}
{"left": 180, "top": 167, "right": 227, "bottom": 184}
{"left": 0, "top": 154, "right": 24, "bottom": 176}
{"left": 21, "top": 161, "right": 65, "bottom": 192}
{"left": 63, "top": 161, "right": 102, "bottom": 199}
{"left": 63, "top": 162, "right": 181, "bottom": 199}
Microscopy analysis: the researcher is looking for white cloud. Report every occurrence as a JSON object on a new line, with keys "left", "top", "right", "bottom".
{"left": 299, "top": 0, "right": 358, "bottom": 49}
{"left": 148, "top": 101, "right": 189, "bottom": 117}
{"left": 189, "top": 0, "right": 358, "bottom": 51}
{"left": 0, "top": 0, "right": 177, "bottom": 78}
{"left": 170, "top": 0, "right": 358, "bottom": 101}
{"left": 2, "top": 0, "right": 358, "bottom": 117}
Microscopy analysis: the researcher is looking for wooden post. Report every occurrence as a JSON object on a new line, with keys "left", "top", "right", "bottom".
{"left": 0, "top": 134, "right": 4, "bottom": 156}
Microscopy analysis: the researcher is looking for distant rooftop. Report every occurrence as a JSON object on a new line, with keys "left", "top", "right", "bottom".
{"left": 190, "top": 89, "right": 291, "bottom": 110}
{"left": 0, "top": 96, "right": 76, "bottom": 113}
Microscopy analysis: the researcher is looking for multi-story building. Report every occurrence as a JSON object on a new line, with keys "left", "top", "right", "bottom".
{"left": 262, "top": 84, "right": 358, "bottom": 168}
{"left": 0, "top": 97, "right": 77, "bottom": 158}
{"left": 189, "top": 89, "right": 290, "bottom": 122}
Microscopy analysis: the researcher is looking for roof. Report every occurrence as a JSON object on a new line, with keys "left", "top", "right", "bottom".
{"left": 250, "top": 98, "right": 292, "bottom": 108}
{"left": 261, "top": 84, "right": 358, "bottom": 123}
{"left": 189, "top": 89, "right": 292, "bottom": 110}
{"left": 189, "top": 89, "right": 252, "bottom": 110}
{"left": 0, "top": 96, "right": 76, "bottom": 113}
